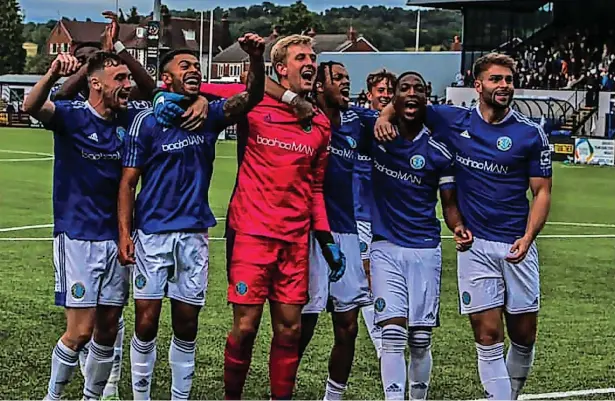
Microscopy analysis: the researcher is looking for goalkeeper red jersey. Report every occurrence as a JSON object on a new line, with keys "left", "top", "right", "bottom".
{"left": 228, "top": 94, "right": 331, "bottom": 242}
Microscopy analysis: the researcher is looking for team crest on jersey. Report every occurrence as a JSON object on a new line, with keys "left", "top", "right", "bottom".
{"left": 116, "top": 127, "right": 126, "bottom": 141}
{"left": 496, "top": 136, "right": 513, "bottom": 152}
{"left": 135, "top": 274, "right": 147, "bottom": 290}
{"left": 410, "top": 155, "right": 426, "bottom": 170}
{"left": 374, "top": 297, "right": 386, "bottom": 312}
{"left": 71, "top": 282, "right": 86, "bottom": 299}
{"left": 301, "top": 121, "right": 312, "bottom": 133}
{"left": 236, "top": 281, "right": 248, "bottom": 296}
{"left": 346, "top": 136, "right": 357, "bottom": 149}
{"left": 462, "top": 291, "right": 471, "bottom": 306}
{"left": 359, "top": 241, "right": 368, "bottom": 253}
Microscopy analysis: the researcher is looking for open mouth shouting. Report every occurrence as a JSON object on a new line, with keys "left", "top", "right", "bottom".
{"left": 300, "top": 67, "right": 315, "bottom": 85}
{"left": 183, "top": 74, "right": 201, "bottom": 93}
{"left": 494, "top": 90, "right": 511, "bottom": 104}
{"left": 340, "top": 86, "right": 351, "bottom": 103}
{"left": 404, "top": 98, "right": 420, "bottom": 116}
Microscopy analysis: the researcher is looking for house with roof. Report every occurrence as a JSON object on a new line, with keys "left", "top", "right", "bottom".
{"left": 46, "top": 13, "right": 232, "bottom": 78}
{"left": 212, "top": 26, "right": 378, "bottom": 82}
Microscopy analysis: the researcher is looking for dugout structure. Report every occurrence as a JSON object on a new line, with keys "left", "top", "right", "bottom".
{"left": 407, "top": 0, "right": 615, "bottom": 74}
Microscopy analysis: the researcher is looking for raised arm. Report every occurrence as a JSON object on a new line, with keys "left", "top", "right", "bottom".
{"left": 223, "top": 34, "right": 265, "bottom": 120}
{"left": 23, "top": 54, "right": 81, "bottom": 124}
{"left": 52, "top": 64, "right": 88, "bottom": 101}
{"left": 100, "top": 11, "right": 156, "bottom": 99}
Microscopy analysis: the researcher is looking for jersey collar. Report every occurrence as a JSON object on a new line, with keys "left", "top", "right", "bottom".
{"left": 85, "top": 101, "right": 113, "bottom": 121}
{"left": 394, "top": 124, "right": 429, "bottom": 142}
{"left": 474, "top": 105, "right": 514, "bottom": 125}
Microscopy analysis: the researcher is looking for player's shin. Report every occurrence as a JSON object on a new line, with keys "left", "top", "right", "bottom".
{"left": 46, "top": 339, "right": 80, "bottom": 400}
{"left": 407, "top": 329, "right": 432, "bottom": 400}
{"left": 130, "top": 334, "right": 157, "bottom": 400}
{"left": 79, "top": 341, "right": 91, "bottom": 378}
{"left": 169, "top": 336, "right": 196, "bottom": 400}
{"left": 270, "top": 303, "right": 302, "bottom": 400}
{"left": 102, "top": 315, "right": 125, "bottom": 399}
{"left": 476, "top": 342, "right": 512, "bottom": 400}
{"left": 381, "top": 325, "right": 408, "bottom": 400}
{"left": 224, "top": 332, "right": 254, "bottom": 400}
{"left": 361, "top": 305, "right": 382, "bottom": 358}
{"left": 83, "top": 340, "right": 115, "bottom": 399}
{"left": 506, "top": 342, "right": 535, "bottom": 400}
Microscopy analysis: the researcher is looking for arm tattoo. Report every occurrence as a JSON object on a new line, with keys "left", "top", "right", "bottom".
{"left": 224, "top": 55, "right": 265, "bottom": 120}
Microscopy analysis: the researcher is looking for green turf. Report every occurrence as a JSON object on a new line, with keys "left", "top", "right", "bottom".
{"left": 1, "top": 127, "right": 615, "bottom": 400}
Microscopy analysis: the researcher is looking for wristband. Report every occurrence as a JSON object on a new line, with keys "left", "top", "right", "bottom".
{"left": 281, "top": 90, "right": 298, "bottom": 105}
{"left": 113, "top": 41, "right": 126, "bottom": 53}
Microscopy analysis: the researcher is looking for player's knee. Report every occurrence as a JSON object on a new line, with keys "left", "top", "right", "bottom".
{"left": 173, "top": 319, "right": 198, "bottom": 342}
{"left": 334, "top": 318, "right": 359, "bottom": 343}
{"left": 64, "top": 325, "right": 94, "bottom": 350}
{"left": 135, "top": 312, "right": 160, "bottom": 342}
{"left": 475, "top": 325, "right": 503, "bottom": 346}
{"left": 234, "top": 320, "right": 259, "bottom": 344}
{"left": 408, "top": 329, "right": 432, "bottom": 356}
{"left": 273, "top": 321, "right": 301, "bottom": 343}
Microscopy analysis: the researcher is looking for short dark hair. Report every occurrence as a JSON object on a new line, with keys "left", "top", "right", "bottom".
{"left": 73, "top": 41, "right": 101, "bottom": 55}
{"left": 315, "top": 61, "right": 344, "bottom": 85}
{"left": 394, "top": 71, "right": 426, "bottom": 91}
{"left": 473, "top": 52, "right": 516, "bottom": 79}
{"left": 86, "top": 51, "right": 125, "bottom": 76}
{"left": 159, "top": 49, "right": 198, "bottom": 74}
{"left": 366, "top": 68, "right": 397, "bottom": 92}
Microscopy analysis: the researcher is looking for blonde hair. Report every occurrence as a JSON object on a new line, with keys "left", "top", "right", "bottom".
{"left": 270, "top": 34, "right": 314, "bottom": 71}
{"left": 473, "top": 52, "right": 516, "bottom": 79}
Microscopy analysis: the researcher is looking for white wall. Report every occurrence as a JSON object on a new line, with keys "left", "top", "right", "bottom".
{"left": 318, "top": 51, "right": 461, "bottom": 98}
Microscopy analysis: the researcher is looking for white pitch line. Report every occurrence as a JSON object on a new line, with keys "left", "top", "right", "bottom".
{"left": 3, "top": 234, "right": 615, "bottom": 242}
{"left": 548, "top": 221, "right": 615, "bottom": 228}
{"left": 0, "top": 237, "right": 227, "bottom": 241}
{"left": 0, "top": 224, "right": 53, "bottom": 232}
{"left": 0, "top": 157, "right": 54, "bottom": 162}
{"left": 518, "top": 387, "right": 615, "bottom": 400}
{"left": 0, "top": 149, "right": 53, "bottom": 157}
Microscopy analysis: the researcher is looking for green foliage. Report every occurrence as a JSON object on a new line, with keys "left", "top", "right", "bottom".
{"left": 173, "top": 1, "right": 462, "bottom": 51}
{"left": 0, "top": 0, "right": 26, "bottom": 74}
{"left": 24, "top": 53, "right": 52, "bottom": 74}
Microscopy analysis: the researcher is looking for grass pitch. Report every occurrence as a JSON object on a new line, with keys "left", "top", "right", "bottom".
{"left": 1, "top": 128, "right": 615, "bottom": 399}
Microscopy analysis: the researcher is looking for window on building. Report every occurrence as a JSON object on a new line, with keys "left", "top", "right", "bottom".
{"left": 136, "top": 27, "right": 145, "bottom": 38}
{"left": 50, "top": 43, "right": 58, "bottom": 54}
{"left": 61, "top": 43, "right": 68, "bottom": 53}
{"left": 183, "top": 29, "right": 196, "bottom": 41}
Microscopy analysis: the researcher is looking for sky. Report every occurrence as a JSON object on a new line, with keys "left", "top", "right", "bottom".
{"left": 21, "top": 0, "right": 411, "bottom": 22}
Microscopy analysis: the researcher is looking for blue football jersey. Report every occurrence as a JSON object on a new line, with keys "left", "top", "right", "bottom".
{"left": 365, "top": 125, "right": 456, "bottom": 249}
{"left": 350, "top": 106, "right": 378, "bottom": 223}
{"left": 426, "top": 105, "right": 552, "bottom": 243}
{"left": 124, "top": 100, "right": 228, "bottom": 234}
{"left": 324, "top": 109, "right": 365, "bottom": 234}
{"left": 47, "top": 100, "right": 148, "bottom": 241}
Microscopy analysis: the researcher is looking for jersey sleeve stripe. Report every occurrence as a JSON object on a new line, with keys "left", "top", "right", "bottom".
{"left": 427, "top": 138, "right": 453, "bottom": 160}
{"left": 512, "top": 111, "right": 549, "bottom": 147}
{"left": 126, "top": 109, "right": 151, "bottom": 167}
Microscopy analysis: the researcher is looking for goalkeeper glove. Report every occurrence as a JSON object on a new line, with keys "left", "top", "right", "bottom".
{"left": 153, "top": 91, "right": 186, "bottom": 127}
{"left": 322, "top": 243, "right": 346, "bottom": 282}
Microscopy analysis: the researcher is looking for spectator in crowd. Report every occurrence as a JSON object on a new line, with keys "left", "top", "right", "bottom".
{"left": 509, "top": 27, "right": 615, "bottom": 92}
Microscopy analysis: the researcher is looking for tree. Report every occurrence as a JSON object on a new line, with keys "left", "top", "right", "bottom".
{"left": 278, "top": 1, "right": 315, "bottom": 35}
{"left": 0, "top": 0, "right": 26, "bottom": 74}
{"left": 127, "top": 6, "right": 141, "bottom": 24}
{"left": 24, "top": 53, "right": 52, "bottom": 74}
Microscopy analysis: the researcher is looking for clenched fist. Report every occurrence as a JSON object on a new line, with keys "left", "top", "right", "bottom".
{"left": 238, "top": 33, "right": 265, "bottom": 58}
{"left": 49, "top": 53, "right": 82, "bottom": 79}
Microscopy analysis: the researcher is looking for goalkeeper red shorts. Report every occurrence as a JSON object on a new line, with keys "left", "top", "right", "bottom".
{"left": 227, "top": 233, "right": 309, "bottom": 305}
